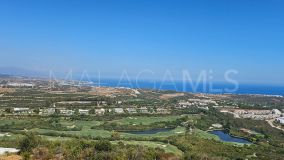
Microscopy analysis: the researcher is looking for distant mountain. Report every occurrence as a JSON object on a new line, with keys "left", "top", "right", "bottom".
{"left": 0, "top": 73, "right": 13, "bottom": 78}
{"left": 0, "top": 67, "right": 47, "bottom": 78}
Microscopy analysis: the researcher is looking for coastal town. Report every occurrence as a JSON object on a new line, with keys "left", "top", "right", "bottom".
{"left": 1, "top": 77, "right": 284, "bottom": 159}
{"left": 1, "top": 79, "right": 284, "bottom": 128}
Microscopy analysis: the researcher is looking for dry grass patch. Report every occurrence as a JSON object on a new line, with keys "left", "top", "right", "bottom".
{"left": 0, "top": 88, "right": 15, "bottom": 93}
{"left": 0, "top": 155, "right": 22, "bottom": 160}
{"left": 159, "top": 93, "right": 185, "bottom": 100}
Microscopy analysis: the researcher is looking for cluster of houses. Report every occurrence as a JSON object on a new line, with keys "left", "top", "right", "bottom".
{"left": 13, "top": 108, "right": 32, "bottom": 114}
{"left": 178, "top": 99, "right": 219, "bottom": 110}
{"left": 220, "top": 108, "right": 283, "bottom": 120}
{"left": 7, "top": 82, "right": 34, "bottom": 88}
{"left": 179, "top": 99, "right": 218, "bottom": 107}
{"left": 3, "top": 106, "right": 171, "bottom": 116}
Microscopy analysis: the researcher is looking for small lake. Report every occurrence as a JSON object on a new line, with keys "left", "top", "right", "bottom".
{"left": 209, "top": 130, "right": 252, "bottom": 144}
{"left": 125, "top": 128, "right": 174, "bottom": 135}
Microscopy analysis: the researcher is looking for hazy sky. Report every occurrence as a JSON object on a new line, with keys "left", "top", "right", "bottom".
{"left": 0, "top": 0, "right": 284, "bottom": 84}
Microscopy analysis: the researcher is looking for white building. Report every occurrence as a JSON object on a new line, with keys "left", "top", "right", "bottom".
{"left": 13, "top": 108, "right": 31, "bottom": 114}
{"left": 126, "top": 108, "right": 137, "bottom": 114}
{"left": 212, "top": 123, "right": 223, "bottom": 128}
{"left": 138, "top": 107, "right": 149, "bottom": 114}
{"left": 95, "top": 108, "right": 105, "bottom": 115}
{"left": 79, "top": 109, "right": 89, "bottom": 115}
{"left": 198, "top": 106, "right": 209, "bottom": 110}
{"left": 39, "top": 108, "right": 56, "bottom": 115}
{"left": 7, "top": 83, "right": 34, "bottom": 88}
{"left": 59, "top": 109, "right": 75, "bottom": 116}
{"left": 156, "top": 108, "right": 170, "bottom": 114}
{"left": 114, "top": 108, "right": 124, "bottom": 114}
{"left": 272, "top": 109, "right": 282, "bottom": 115}
{"left": 276, "top": 117, "right": 284, "bottom": 125}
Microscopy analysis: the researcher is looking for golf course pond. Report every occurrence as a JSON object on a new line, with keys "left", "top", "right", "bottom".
{"left": 209, "top": 130, "right": 252, "bottom": 144}
{"left": 124, "top": 128, "right": 175, "bottom": 135}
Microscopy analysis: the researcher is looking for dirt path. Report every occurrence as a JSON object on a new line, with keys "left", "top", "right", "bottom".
{"left": 267, "top": 119, "right": 284, "bottom": 132}
{"left": 0, "top": 155, "right": 22, "bottom": 160}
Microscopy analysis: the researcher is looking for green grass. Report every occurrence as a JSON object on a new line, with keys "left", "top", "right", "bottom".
{"left": 30, "top": 128, "right": 113, "bottom": 138}
{"left": 0, "top": 119, "right": 30, "bottom": 126}
{"left": 60, "top": 120, "right": 102, "bottom": 129}
{"left": 112, "top": 140, "right": 183, "bottom": 156}
{"left": 2, "top": 116, "right": 189, "bottom": 138}
{"left": 30, "top": 126, "right": 186, "bottom": 138}
{"left": 193, "top": 129, "right": 219, "bottom": 140}
{"left": 0, "top": 132, "right": 23, "bottom": 140}
{"left": 110, "top": 115, "right": 192, "bottom": 125}
{"left": 41, "top": 136, "right": 183, "bottom": 156}
{"left": 121, "top": 126, "right": 186, "bottom": 138}
{"left": 41, "top": 135, "right": 73, "bottom": 141}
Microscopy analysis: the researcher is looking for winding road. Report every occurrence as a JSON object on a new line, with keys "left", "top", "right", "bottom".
{"left": 267, "top": 119, "right": 284, "bottom": 132}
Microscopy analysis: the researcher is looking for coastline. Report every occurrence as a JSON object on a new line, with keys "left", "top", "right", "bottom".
{"left": 89, "top": 81, "right": 284, "bottom": 97}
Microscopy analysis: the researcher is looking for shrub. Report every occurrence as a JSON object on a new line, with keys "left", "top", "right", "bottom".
{"left": 95, "top": 140, "right": 112, "bottom": 152}
{"left": 19, "top": 132, "right": 43, "bottom": 153}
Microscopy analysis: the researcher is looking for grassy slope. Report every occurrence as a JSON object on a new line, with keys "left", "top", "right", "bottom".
{"left": 111, "top": 140, "right": 183, "bottom": 156}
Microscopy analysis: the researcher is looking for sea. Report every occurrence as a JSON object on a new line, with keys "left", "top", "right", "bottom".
{"left": 89, "top": 79, "right": 284, "bottom": 97}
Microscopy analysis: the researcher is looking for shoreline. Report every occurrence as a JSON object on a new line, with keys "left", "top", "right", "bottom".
{"left": 90, "top": 84, "right": 284, "bottom": 97}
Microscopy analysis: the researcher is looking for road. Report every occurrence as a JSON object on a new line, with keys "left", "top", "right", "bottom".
{"left": 267, "top": 119, "right": 284, "bottom": 132}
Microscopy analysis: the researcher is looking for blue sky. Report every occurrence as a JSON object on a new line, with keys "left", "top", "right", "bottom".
{"left": 0, "top": 0, "right": 284, "bottom": 84}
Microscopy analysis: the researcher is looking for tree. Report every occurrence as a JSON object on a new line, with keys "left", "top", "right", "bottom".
{"left": 5, "top": 108, "right": 12, "bottom": 113}
{"left": 33, "top": 108, "right": 40, "bottom": 114}
{"left": 19, "top": 133, "right": 43, "bottom": 153}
